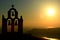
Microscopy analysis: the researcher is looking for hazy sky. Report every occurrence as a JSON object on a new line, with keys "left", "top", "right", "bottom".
{"left": 0, "top": 0, "right": 60, "bottom": 28}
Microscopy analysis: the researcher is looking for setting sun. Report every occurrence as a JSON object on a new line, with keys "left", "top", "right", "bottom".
{"left": 48, "top": 8, "right": 54, "bottom": 16}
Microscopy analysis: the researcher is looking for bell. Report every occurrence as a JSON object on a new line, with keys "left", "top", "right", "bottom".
{"left": 12, "top": 12, "right": 14, "bottom": 16}
{"left": 15, "top": 20, "right": 17, "bottom": 25}
{"left": 8, "top": 20, "right": 11, "bottom": 25}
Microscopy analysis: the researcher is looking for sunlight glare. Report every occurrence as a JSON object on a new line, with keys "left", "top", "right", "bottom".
{"left": 47, "top": 8, "right": 55, "bottom": 16}
{"left": 42, "top": 37, "right": 58, "bottom": 40}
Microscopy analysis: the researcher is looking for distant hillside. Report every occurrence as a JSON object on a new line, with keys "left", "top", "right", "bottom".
{"left": 25, "top": 28, "right": 60, "bottom": 38}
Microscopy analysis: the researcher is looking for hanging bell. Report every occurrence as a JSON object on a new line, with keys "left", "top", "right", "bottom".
{"left": 15, "top": 20, "right": 17, "bottom": 25}
{"left": 12, "top": 12, "right": 14, "bottom": 16}
{"left": 8, "top": 20, "right": 11, "bottom": 25}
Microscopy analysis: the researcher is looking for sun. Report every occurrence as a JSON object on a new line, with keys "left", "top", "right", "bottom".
{"left": 47, "top": 8, "right": 55, "bottom": 16}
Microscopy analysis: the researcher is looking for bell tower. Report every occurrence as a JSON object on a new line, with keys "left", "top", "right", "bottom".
{"left": 2, "top": 5, "right": 23, "bottom": 34}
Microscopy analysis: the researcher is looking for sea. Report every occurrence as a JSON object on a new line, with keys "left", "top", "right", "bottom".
{"left": 42, "top": 37, "right": 59, "bottom": 40}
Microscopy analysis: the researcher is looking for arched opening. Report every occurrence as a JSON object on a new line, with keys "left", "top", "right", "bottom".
{"left": 7, "top": 19, "right": 11, "bottom": 32}
{"left": 14, "top": 19, "right": 18, "bottom": 32}
{"left": 11, "top": 10, "right": 15, "bottom": 18}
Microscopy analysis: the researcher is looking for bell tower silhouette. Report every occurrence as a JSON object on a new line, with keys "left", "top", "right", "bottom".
{"left": 2, "top": 5, "right": 23, "bottom": 34}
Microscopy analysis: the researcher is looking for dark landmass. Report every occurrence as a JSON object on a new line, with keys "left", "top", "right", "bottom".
{"left": 25, "top": 28, "right": 60, "bottom": 39}
{"left": 0, "top": 32, "right": 48, "bottom": 40}
{"left": 0, "top": 28, "right": 60, "bottom": 40}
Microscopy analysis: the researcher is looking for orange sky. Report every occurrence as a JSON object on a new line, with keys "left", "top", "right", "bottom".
{"left": 0, "top": 0, "right": 60, "bottom": 29}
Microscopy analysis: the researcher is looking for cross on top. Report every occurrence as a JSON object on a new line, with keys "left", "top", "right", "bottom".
{"left": 12, "top": 5, "right": 14, "bottom": 8}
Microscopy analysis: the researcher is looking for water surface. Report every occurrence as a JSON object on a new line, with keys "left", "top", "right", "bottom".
{"left": 42, "top": 37, "right": 59, "bottom": 40}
